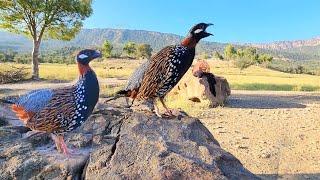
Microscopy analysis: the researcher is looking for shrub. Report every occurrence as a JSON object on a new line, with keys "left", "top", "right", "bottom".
{"left": 0, "top": 66, "right": 29, "bottom": 84}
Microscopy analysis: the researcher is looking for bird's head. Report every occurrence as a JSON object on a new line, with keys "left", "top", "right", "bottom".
{"left": 188, "top": 23, "right": 213, "bottom": 41}
{"left": 76, "top": 49, "right": 102, "bottom": 65}
{"left": 182, "top": 23, "right": 213, "bottom": 48}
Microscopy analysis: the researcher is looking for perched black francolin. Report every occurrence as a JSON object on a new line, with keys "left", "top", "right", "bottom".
{"left": 0, "top": 49, "right": 101, "bottom": 155}
{"left": 117, "top": 23, "right": 213, "bottom": 117}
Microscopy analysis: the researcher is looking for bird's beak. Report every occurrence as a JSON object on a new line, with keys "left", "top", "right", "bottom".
{"left": 204, "top": 23, "right": 214, "bottom": 36}
{"left": 93, "top": 50, "right": 102, "bottom": 59}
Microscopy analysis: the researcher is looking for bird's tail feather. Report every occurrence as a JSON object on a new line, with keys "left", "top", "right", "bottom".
{"left": 0, "top": 98, "right": 15, "bottom": 104}
{"left": 116, "top": 90, "right": 130, "bottom": 96}
{"left": 104, "top": 90, "right": 132, "bottom": 103}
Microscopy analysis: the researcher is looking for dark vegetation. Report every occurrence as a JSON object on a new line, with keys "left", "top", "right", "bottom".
{"left": 0, "top": 66, "right": 29, "bottom": 84}
{"left": 267, "top": 59, "right": 320, "bottom": 75}
{"left": 0, "top": 41, "right": 153, "bottom": 64}
{"left": 0, "top": 30, "right": 319, "bottom": 76}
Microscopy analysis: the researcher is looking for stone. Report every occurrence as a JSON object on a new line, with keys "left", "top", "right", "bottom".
{"left": 0, "top": 100, "right": 257, "bottom": 179}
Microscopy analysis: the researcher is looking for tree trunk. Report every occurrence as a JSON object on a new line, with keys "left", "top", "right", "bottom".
{"left": 31, "top": 40, "right": 40, "bottom": 80}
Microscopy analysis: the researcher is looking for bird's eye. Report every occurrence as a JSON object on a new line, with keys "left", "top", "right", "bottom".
{"left": 78, "top": 54, "right": 88, "bottom": 59}
{"left": 194, "top": 29, "right": 203, "bottom": 34}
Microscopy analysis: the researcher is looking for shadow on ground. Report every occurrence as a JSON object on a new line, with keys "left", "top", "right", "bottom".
{"left": 258, "top": 173, "right": 320, "bottom": 180}
{"left": 0, "top": 88, "right": 26, "bottom": 97}
{"left": 225, "top": 94, "right": 320, "bottom": 109}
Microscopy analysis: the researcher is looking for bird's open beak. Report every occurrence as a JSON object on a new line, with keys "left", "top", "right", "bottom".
{"left": 204, "top": 23, "right": 214, "bottom": 36}
{"left": 93, "top": 50, "right": 102, "bottom": 59}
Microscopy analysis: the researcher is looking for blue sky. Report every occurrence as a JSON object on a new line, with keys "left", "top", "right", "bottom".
{"left": 84, "top": 0, "right": 320, "bottom": 43}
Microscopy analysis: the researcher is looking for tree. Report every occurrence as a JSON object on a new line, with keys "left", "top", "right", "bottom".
{"left": 258, "top": 54, "right": 273, "bottom": 64}
{"left": 0, "top": 53, "right": 5, "bottom": 62}
{"left": 224, "top": 44, "right": 236, "bottom": 60}
{"left": 0, "top": 0, "right": 92, "bottom": 79}
{"left": 234, "top": 57, "right": 254, "bottom": 70}
{"left": 243, "top": 47, "right": 259, "bottom": 61}
{"left": 123, "top": 42, "right": 137, "bottom": 58}
{"left": 102, "top": 40, "right": 113, "bottom": 58}
{"left": 136, "top": 43, "right": 152, "bottom": 59}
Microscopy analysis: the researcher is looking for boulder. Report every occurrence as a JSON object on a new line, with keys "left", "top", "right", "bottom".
{"left": 0, "top": 101, "right": 256, "bottom": 180}
{"left": 199, "top": 74, "right": 231, "bottom": 107}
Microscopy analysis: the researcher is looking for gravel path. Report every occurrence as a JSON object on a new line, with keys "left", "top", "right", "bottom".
{"left": 0, "top": 78, "right": 126, "bottom": 97}
{"left": 200, "top": 91, "right": 320, "bottom": 179}
{"left": 1, "top": 80, "right": 319, "bottom": 179}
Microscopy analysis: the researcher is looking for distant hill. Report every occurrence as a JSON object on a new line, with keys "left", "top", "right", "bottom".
{"left": 249, "top": 37, "right": 320, "bottom": 61}
{"left": 1, "top": 29, "right": 319, "bottom": 61}
{"left": 249, "top": 37, "right": 320, "bottom": 50}
{"left": 0, "top": 29, "right": 226, "bottom": 53}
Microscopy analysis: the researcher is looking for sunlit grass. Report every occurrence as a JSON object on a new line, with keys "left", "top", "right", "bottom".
{"left": 2, "top": 59, "right": 320, "bottom": 116}
{"left": 2, "top": 59, "right": 319, "bottom": 90}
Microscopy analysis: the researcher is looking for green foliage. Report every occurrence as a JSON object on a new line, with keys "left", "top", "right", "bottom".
{"left": 213, "top": 51, "right": 224, "bottom": 60}
{"left": 0, "top": 50, "right": 17, "bottom": 62}
{"left": 267, "top": 59, "right": 320, "bottom": 75}
{"left": 234, "top": 57, "right": 255, "bottom": 70}
{"left": 136, "top": 44, "right": 152, "bottom": 59}
{"left": 0, "top": 0, "right": 93, "bottom": 78}
{"left": 231, "top": 83, "right": 320, "bottom": 92}
{"left": 224, "top": 44, "right": 236, "bottom": 60}
{"left": 1, "top": 47, "right": 80, "bottom": 64}
{"left": 0, "top": 53, "right": 4, "bottom": 61}
{"left": 223, "top": 45, "right": 274, "bottom": 70}
{"left": 0, "top": 0, "right": 93, "bottom": 40}
{"left": 258, "top": 54, "right": 273, "bottom": 64}
{"left": 123, "top": 42, "right": 137, "bottom": 58}
{"left": 102, "top": 40, "right": 113, "bottom": 58}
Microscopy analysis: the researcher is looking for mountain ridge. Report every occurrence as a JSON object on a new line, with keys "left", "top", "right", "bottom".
{"left": 0, "top": 28, "right": 319, "bottom": 61}
{"left": 248, "top": 36, "right": 320, "bottom": 50}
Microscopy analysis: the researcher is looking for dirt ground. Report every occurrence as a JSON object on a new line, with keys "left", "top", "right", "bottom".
{"left": 200, "top": 90, "right": 320, "bottom": 179}
{"left": 1, "top": 81, "right": 319, "bottom": 179}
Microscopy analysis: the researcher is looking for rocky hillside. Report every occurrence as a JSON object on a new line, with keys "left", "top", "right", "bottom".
{"left": 0, "top": 29, "right": 226, "bottom": 53}
{"left": 250, "top": 36, "right": 320, "bottom": 50}
{"left": 0, "top": 99, "right": 258, "bottom": 179}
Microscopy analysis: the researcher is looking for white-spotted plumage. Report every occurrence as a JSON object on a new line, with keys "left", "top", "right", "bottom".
{"left": 155, "top": 45, "right": 189, "bottom": 97}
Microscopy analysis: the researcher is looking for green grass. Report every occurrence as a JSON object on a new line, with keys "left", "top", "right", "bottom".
{"left": 231, "top": 83, "right": 320, "bottom": 91}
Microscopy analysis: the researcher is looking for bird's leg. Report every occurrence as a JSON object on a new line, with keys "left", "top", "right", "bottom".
{"left": 51, "top": 134, "right": 71, "bottom": 155}
{"left": 125, "top": 97, "right": 134, "bottom": 108}
{"left": 57, "top": 135, "right": 71, "bottom": 155}
{"left": 153, "top": 101, "right": 162, "bottom": 118}
{"left": 159, "top": 98, "right": 174, "bottom": 117}
{"left": 51, "top": 134, "right": 62, "bottom": 153}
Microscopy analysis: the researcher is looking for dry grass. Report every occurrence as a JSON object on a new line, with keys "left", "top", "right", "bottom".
{"left": 1, "top": 59, "right": 319, "bottom": 110}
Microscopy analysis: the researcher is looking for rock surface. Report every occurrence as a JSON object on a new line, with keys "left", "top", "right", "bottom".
{"left": 0, "top": 100, "right": 257, "bottom": 180}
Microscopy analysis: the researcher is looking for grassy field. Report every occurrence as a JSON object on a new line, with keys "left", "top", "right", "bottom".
{"left": 3, "top": 58, "right": 319, "bottom": 116}
{"left": 1, "top": 59, "right": 320, "bottom": 97}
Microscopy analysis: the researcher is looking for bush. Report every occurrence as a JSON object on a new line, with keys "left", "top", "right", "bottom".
{"left": 0, "top": 66, "right": 29, "bottom": 84}
{"left": 234, "top": 57, "right": 254, "bottom": 70}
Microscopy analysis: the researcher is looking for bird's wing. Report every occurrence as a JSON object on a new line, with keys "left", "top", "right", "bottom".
{"left": 125, "top": 61, "right": 150, "bottom": 91}
{"left": 26, "top": 87, "right": 77, "bottom": 133}
{"left": 136, "top": 45, "right": 176, "bottom": 99}
{"left": 11, "top": 89, "right": 54, "bottom": 121}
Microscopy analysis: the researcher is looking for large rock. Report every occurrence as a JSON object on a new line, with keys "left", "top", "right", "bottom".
{"left": 0, "top": 101, "right": 257, "bottom": 179}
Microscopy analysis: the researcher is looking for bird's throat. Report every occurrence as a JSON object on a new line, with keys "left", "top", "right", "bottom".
{"left": 78, "top": 63, "right": 92, "bottom": 76}
{"left": 181, "top": 37, "right": 198, "bottom": 48}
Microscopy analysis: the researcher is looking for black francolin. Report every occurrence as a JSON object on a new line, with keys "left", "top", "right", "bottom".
{"left": 0, "top": 49, "right": 101, "bottom": 155}
{"left": 117, "top": 23, "right": 213, "bottom": 117}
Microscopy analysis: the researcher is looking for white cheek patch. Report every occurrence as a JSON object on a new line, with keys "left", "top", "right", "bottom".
{"left": 78, "top": 54, "right": 88, "bottom": 59}
{"left": 194, "top": 29, "right": 204, "bottom": 34}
